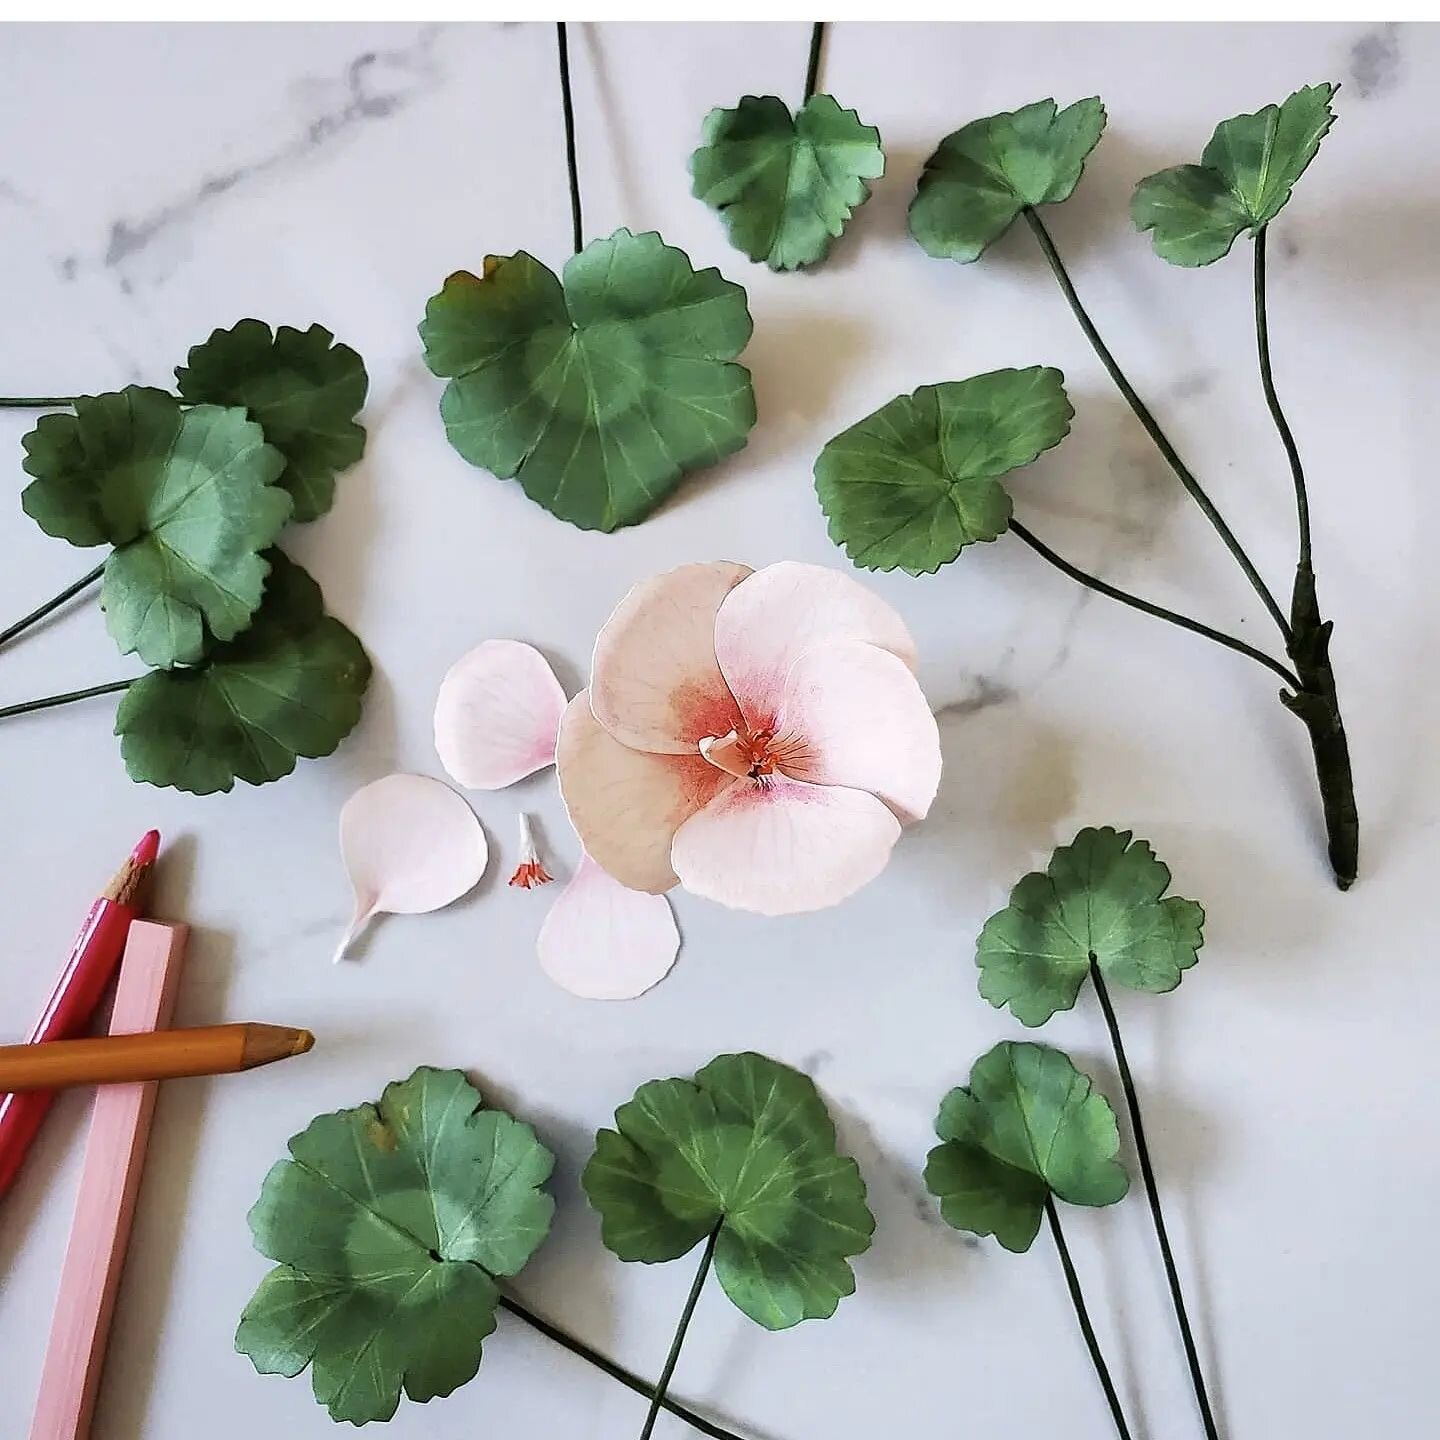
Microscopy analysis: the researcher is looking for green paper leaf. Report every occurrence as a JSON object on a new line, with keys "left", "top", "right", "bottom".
{"left": 1132, "top": 83, "right": 1338, "bottom": 266}
{"left": 116, "top": 550, "right": 370, "bottom": 795}
{"left": 909, "top": 97, "right": 1106, "bottom": 263}
{"left": 419, "top": 228, "right": 756, "bottom": 532}
{"left": 236, "top": 1067, "right": 555, "bottom": 1425}
{"left": 20, "top": 387, "right": 290, "bottom": 668}
{"left": 176, "top": 319, "right": 368, "bottom": 521}
{"left": 924, "top": 1041, "right": 1128, "bottom": 1253}
{"left": 582, "top": 1052, "right": 874, "bottom": 1330}
{"left": 814, "top": 366, "right": 1073, "bottom": 575}
{"left": 977, "top": 826, "right": 1206, "bottom": 1026}
{"left": 691, "top": 93, "right": 885, "bottom": 271}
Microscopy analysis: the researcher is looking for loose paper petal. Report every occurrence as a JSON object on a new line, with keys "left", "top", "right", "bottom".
{"left": 335, "top": 774, "right": 488, "bottom": 962}
{"left": 671, "top": 775, "right": 901, "bottom": 916}
{"left": 555, "top": 694, "right": 733, "bottom": 893}
{"left": 434, "top": 640, "right": 567, "bottom": 789}
{"left": 590, "top": 561, "right": 751, "bottom": 754}
{"left": 775, "top": 641, "right": 942, "bottom": 823}
{"left": 537, "top": 855, "right": 680, "bottom": 1000}
{"left": 713, "top": 561, "right": 918, "bottom": 728}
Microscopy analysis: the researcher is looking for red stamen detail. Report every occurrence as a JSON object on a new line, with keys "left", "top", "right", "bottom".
{"left": 509, "top": 860, "right": 554, "bottom": 889}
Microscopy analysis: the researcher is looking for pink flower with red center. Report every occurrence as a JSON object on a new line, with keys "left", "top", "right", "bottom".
{"left": 556, "top": 560, "right": 942, "bottom": 915}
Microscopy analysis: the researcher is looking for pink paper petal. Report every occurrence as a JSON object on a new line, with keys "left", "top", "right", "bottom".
{"left": 537, "top": 854, "right": 681, "bottom": 1000}
{"left": 713, "top": 561, "right": 918, "bottom": 729}
{"left": 335, "top": 774, "right": 488, "bottom": 962}
{"left": 773, "top": 641, "right": 942, "bottom": 823}
{"left": 671, "top": 775, "right": 902, "bottom": 916}
{"left": 555, "top": 692, "right": 735, "bottom": 893}
{"left": 434, "top": 639, "right": 567, "bottom": 790}
{"left": 590, "top": 560, "right": 751, "bottom": 754}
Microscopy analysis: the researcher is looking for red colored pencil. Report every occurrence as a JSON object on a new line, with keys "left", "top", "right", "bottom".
{"left": 0, "top": 831, "right": 159, "bottom": 1197}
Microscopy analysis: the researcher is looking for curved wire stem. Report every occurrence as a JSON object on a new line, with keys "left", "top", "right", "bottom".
{"left": 1010, "top": 519, "right": 1301, "bottom": 690}
{"left": 0, "top": 678, "right": 134, "bottom": 722}
{"left": 555, "top": 22, "right": 584, "bottom": 255}
{"left": 802, "top": 22, "right": 825, "bottom": 102}
{"left": 1090, "top": 965, "right": 1221, "bottom": 1440}
{"left": 0, "top": 396, "right": 78, "bottom": 408}
{"left": 498, "top": 1293, "right": 746, "bottom": 1440}
{"left": 1253, "top": 226, "right": 1310, "bottom": 575}
{"left": 1021, "top": 206, "right": 1292, "bottom": 643}
{"left": 639, "top": 1228, "right": 720, "bottom": 1440}
{"left": 1046, "top": 1197, "right": 1134, "bottom": 1440}
{"left": 0, "top": 563, "right": 105, "bottom": 652}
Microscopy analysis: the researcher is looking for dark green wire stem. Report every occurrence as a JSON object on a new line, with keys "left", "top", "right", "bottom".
{"left": 1045, "top": 1197, "right": 1134, "bottom": 1440}
{"left": 1010, "top": 519, "right": 1301, "bottom": 690}
{"left": 1021, "top": 206, "right": 1292, "bottom": 643}
{"left": 498, "top": 1293, "right": 746, "bottom": 1440}
{"left": 0, "top": 563, "right": 105, "bottom": 652}
{"left": 555, "top": 22, "right": 584, "bottom": 255}
{"left": 803, "top": 22, "right": 825, "bottom": 102}
{"left": 639, "top": 1227, "right": 721, "bottom": 1440}
{"left": 1090, "top": 963, "right": 1221, "bottom": 1440}
{"left": 0, "top": 677, "right": 134, "bottom": 722}
{"left": 0, "top": 396, "right": 77, "bottom": 408}
{"left": 1253, "top": 226, "right": 1309, "bottom": 571}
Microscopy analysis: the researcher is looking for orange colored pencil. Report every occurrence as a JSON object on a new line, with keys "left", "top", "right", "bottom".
{"left": 0, "top": 1024, "right": 313, "bottom": 1092}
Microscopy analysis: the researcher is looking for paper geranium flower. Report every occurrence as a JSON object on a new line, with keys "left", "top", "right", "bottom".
{"left": 557, "top": 561, "right": 941, "bottom": 915}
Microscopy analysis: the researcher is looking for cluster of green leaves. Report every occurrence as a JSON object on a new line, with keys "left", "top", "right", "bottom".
{"left": 419, "top": 229, "right": 756, "bottom": 533}
{"left": 237, "top": 1054, "right": 872, "bottom": 1424}
{"left": 18, "top": 321, "right": 371, "bottom": 794}
{"left": 815, "top": 83, "right": 1338, "bottom": 570}
{"left": 925, "top": 829, "right": 1204, "bottom": 1252}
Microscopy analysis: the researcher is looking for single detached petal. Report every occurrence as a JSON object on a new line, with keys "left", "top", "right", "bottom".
{"left": 714, "top": 561, "right": 918, "bottom": 728}
{"left": 671, "top": 775, "right": 901, "bottom": 916}
{"left": 774, "top": 641, "right": 942, "bottom": 823}
{"left": 590, "top": 560, "right": 752, "bottom": 754}
{"left": 556, "top": 693, "right": 735, "bottom": 893}
{"left": 537, "top": 854, "right": 681, "bottom": 1000}
{"left": 335, "top": 773, "right": 488, "bottom": 961}
{"left": 434, "top": 639, "right": 567, "bottom": 790}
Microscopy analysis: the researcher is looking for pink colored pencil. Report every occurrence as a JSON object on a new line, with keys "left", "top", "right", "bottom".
{"left": 29, "top": 919, "right": 189, "bottom": 1440}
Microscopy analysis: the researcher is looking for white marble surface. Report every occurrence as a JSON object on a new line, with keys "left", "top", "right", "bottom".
{"left": 0, "top": 20, "right": 1436, "bottom": 1439}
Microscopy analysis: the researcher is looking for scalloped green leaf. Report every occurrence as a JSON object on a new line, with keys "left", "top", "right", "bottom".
{"left": 691, "top": 93, "right": 885, "bottom": 271}
{"left": 116, "top": 551, "right": 370, "bottom": 795}
{"left": 924, "top": 1041, "right": 1128, "bottom": 1254}
{"left": 236, "top": 1067, "right": 555, "bottom": 1425}
{"left": 909, "top": 97, "right": 1106, "bottom": 263}
{"left": 419, "top": 228, "right": 756, "bottom": 532}
{"left": 20, "top": 387, "right": 290, "bottom": 668}
{"left": 814, "top": 366, "right": 1073, "bottom": 575}
{"left": 976, "top": 826, "right": 1206, "bottom": 1027}
{"left": 582, "top": 1052, "right": 874, "bottom": 1330}
{"left": 1132, "top": 83, "right": 1338, "bottom": 266}
{"left": 176, "top": 319, "right": 368, "bottom": 521}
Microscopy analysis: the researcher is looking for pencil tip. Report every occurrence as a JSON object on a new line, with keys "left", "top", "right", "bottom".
{"left": 131, "top": 830, "right": 161, "bottom": 867}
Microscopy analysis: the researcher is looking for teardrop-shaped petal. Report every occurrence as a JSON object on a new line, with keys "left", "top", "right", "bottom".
{"left": 713, "top": 561, "right": 918, "bottom": 728}
{"left": 537, "top": 854, "right": 681, "bottom": 1000}
{"left": 590, "top": 560, "right": 751, "bottom": 754}
{"left": 434, "top": 639, "right": 567, "bottom": 789}
{"left": 555, "top": 692, "right": 735, "bottom": 893}
{"left": 671, "top": 775, "right": 901, "bottom": 916}
{"left": 335, "top": 774, "right": 489, "bottom": 961}
{"left": 773, "top": 641, "right": 942, "bottom": 823}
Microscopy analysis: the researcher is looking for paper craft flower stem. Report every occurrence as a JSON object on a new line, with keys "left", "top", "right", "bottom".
{"left": 496, "top": 1294, "right": 747, "bottom": 1440}
{"left": 1044, "top": 1194, "right": 1133, "bottom": 1440}
{"left": 976, "top": 829, "right": 1218, "bottom": 1439}
{"left": 640, "top": 1227, "right": 721, "bottom": 1440}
